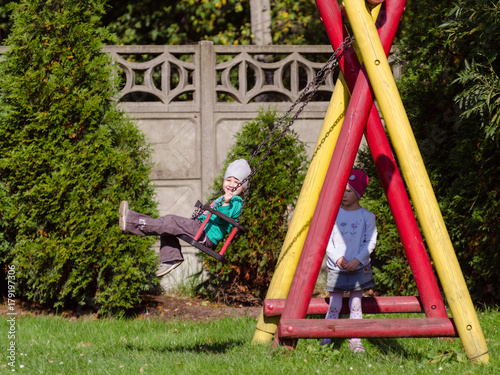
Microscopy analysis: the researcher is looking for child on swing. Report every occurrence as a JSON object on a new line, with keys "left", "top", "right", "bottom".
{"left": 321, "top": 169, "right": 377, "bottom": 353}
{"left": 119, "top": 159, "right": 251, "bottom": 277}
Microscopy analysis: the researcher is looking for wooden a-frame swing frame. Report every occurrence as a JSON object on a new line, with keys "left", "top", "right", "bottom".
{"left": 252, "top": 0, "right": 489, "bottom": 364}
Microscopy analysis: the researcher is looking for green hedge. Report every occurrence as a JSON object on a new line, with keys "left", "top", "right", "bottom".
{"left": 0, "top": 0, "right": 159, "bottom": 315}
{"left": 196, "top": 108, "right": 309, "bottom": 304}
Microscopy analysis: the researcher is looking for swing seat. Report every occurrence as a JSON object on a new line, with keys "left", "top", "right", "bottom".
{"left": 178, "top": 201, "right": 249, "bottom": 264}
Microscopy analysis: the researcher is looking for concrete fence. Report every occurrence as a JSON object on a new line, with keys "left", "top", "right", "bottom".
{"left": 1, "top": 42, "right": 397, "bottom": 289}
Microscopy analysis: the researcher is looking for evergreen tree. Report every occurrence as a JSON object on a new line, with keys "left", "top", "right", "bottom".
{"left": 0, "top": 0, "right": 159, "bottom": 315}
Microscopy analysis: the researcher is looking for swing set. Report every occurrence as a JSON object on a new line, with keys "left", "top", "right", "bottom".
{"left": 249, "top": 0, "right": 487, "bottom": 365}
{"left": 186, "top": 0, "right": 488, "bottom": 364}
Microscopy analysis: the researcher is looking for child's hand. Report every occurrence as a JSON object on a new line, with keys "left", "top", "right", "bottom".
{"left": 336, "top": 257, "right": 348, "bottom": 269}
{"left": 336, "top": 257, "right": 360, "bottom": 271}
{"left": 344, "top": 258, "right": 361, "bottom": 272}
{"left": 223, "top": 191, "right": 233, "bottom": 204}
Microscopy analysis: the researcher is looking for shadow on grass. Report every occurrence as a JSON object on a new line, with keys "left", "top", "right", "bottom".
{"left": 367, "top": 338, "right": 412, "bottom": 358}
{"left": 122, "top": 339, "right": 247, "bottom": 354}
{"left": 318, "top": 337, "right": 429, "bottom": 361}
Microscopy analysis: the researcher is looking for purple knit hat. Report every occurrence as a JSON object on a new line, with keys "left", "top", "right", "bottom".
{"left": 347, "top": 169, "right": 369, "bottom": 198}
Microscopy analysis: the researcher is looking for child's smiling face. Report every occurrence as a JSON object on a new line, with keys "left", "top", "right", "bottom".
{"left": 223, "top": 176, "right": 243, "bottom": 196}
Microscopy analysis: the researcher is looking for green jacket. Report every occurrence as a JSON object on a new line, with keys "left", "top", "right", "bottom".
{"left": 197, "top": 195, "right": 243, "bottom": 245}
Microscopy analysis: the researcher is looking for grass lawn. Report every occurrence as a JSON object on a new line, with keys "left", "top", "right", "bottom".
{"left": 1, "top": 308, "right": 499, "bottom": 374}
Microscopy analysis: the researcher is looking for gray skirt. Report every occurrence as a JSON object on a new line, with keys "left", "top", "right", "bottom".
{"left": 326, "top": 264, "right": 375, "bottom": 292}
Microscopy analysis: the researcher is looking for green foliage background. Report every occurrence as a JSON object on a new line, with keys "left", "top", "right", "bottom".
{"left": 0, "top": 0, "right": 329, "bottom": 46}
{"left": 0, "top": 0, "right": 159, "bottom": 315}
{"left": 100, "top": 0, "right": 328, "bottom": 46}
{"left": 1, "top": 0, "right": 499, "bottom": 306}
{"left": 196, "top": 109, "right": 308, "bottom": 304}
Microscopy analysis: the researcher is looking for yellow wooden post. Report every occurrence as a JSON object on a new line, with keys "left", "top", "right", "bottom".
{"left": 252, "top": 76, "right": 350, "bottom": 343}
{"left": 343, "top": 0, "right": 489, "bottom": 363}
{"left": 252, "top": 4, "right": 382, "bottom": 344}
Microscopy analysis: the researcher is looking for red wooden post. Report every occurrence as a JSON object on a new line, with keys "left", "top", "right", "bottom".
{"left": 274, "top": 36, "right": 374, "bottom": 351}
{"left": 366, "top": 120, "right": 448, "bottom": 317}
{"left": 278, "top": 318, "right": 457, "bottom": 339}
{"left": 264, "top": 296, "right": 424, "bottom": 316}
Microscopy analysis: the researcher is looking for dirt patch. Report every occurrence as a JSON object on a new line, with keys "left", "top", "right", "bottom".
{"left": 136, "top": 294, "right": 261, "bottom": 322}
{"left": 1, "top": 294, "right": 261, "bottom": 322}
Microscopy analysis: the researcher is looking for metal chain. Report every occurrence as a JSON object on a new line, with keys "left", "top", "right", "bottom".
{"left": 192, "top": 35, "right": 354, "bottom": 219}
{"left": 247, "top": 37, "right": 353, "bottom": 165}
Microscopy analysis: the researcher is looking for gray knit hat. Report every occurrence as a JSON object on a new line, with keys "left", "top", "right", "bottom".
{"left": 224, "top": 159, "right": 251, "bottom": 189}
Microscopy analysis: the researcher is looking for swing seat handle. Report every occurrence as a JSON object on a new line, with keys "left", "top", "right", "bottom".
{"left": 194, "top": 200, "right": 249, "bottom": 233}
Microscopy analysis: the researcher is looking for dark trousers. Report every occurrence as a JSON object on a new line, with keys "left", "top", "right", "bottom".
{"left": 125, "top": 210, "right": 215, "bottom": 263}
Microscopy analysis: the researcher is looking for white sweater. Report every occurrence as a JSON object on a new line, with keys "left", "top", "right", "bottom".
{"left": 326, "top": 207, "right": 377, "bottom": 270}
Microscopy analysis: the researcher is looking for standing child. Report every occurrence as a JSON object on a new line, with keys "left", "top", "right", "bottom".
{"left": 321, "top": 169, "right": 377, "bottom": 353}
{"left": 119, "top": 159, "right": 251, "bottom": 277}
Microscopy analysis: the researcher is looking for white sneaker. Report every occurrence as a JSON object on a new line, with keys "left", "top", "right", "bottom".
{"left": 155, "top": 260, "right": 183, "bottom": 277}
{"left": 348, "top": 338, "right": 366, "bottom": 354}
{"left": 119, "top": 201, "right": 129, "bottom": 232}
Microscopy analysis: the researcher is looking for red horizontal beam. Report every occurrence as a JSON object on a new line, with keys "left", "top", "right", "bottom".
{"left": 278, "top": 318, "right": 457, "bottom": 339}
{"left": 264, "top": 297, "right": 424, "bottom": 316}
